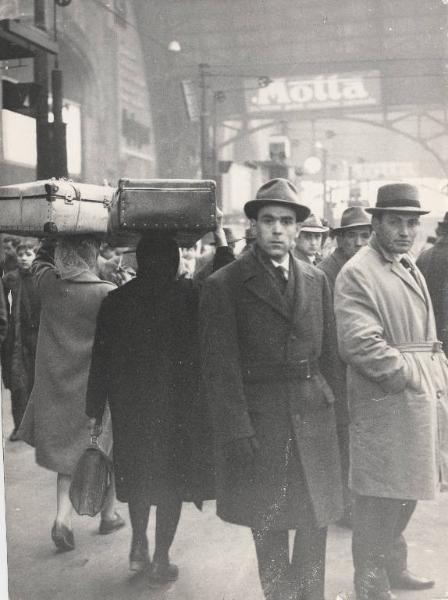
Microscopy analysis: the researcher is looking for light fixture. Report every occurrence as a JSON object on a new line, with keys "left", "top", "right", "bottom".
{"left": 303, "top": 156, "right": 322, "bottom": 175}
{"left": 168, "top": 40, "right": 182, "bottom": 52}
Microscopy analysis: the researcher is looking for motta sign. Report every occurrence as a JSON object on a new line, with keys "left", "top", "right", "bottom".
{"left": 248, "top": 71, "right": 381, "bottom": 113}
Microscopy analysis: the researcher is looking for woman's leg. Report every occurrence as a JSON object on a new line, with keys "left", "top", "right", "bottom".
{"left": 99, "top": 474, "right": 126, "bottom": 534}
{"left": 128, "top": 485, "right": 151, "bottom": 572}
{"left": 55, "top": 473, "right": 73, "bottom": 528}
{"left": 150, "top": 498, "right": 182, "bottom": 582}
{"left": 153, "top": 497, "right": 182, "bottom": 564}
{"left": 101, "top": 473, "right": 117, "bottom": 521}
{"left": 51, "top": 473, "right": 75, "bottom": 551}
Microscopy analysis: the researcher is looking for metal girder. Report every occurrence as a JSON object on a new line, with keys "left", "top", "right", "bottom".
{"left": 0, "top": 19, "right": 58, "bottom": 60}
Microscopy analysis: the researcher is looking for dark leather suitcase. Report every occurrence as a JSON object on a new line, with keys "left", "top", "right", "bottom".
{"left": 0, "top": 179, "right": 113, "bottom": 236}
{"left": 109, "top": 178, "right": 217, "bottom": 246}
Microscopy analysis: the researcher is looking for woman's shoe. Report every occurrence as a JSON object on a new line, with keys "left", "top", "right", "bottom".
{"left": 99, "top": 512, "right": 125, "bottom": 535}
{"left": 149, "top": 560, "right": 179, "bottom": 583}
{"left": 129, "top": 542, "right": 150, "bottom": 573}
{"left": 9, "top": 429, "right": 19, "bottom": 442}
{"left": 51, "top": 522, "right": 75, "bottom": 552}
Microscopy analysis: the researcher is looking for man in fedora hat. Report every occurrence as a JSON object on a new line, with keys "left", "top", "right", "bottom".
{"left": 200, "top": 178, "right": 343, "bottom": 600}
{"left": 318, "top": 206, "right": 372, "bottom": 527}
{"left": 294, "top": 214, "right": 328, "bottom": 265}
{"left": 334, "top": 183, "right": 448, "bottom": 599}
{"left": 417, "top": 211, "right": 448, "bottom": 356}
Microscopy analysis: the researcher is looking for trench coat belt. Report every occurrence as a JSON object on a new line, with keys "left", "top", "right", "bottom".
{"left": 242, "top": 359, "right": 319, "bottom": 383}
{"left": 394, "top": 341, "right": 443, "bottom": 353}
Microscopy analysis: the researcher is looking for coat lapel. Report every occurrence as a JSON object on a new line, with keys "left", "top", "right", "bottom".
{"left": 289, "top": 254, "right": 309, "bottom": 327}
{"left": 370, "top": 235, "right": 427, "bottom": 305}
{"left": 241, "top": 250, "right": 291, "bottom": 320}
{"left": 390, "top": 260, "right": 427, "bottom": 304}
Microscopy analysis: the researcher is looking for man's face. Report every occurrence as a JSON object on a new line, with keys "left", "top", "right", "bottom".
{"left": 253, "top": 205, "right": 299, "bottom": 260}
{"left": 3, "top": 241, "right": 15, "bottom": 254}
{"left": 296, "top": 231, "right": 322, "bottom": 257}
{"left": 373, "top": 212, "right": 420, "bottom": 255}
{"left": 17, "top": 248, "right": 35, "bottom": 271}
{"left": 337, "top": 226, "right": 371, "bottom": 259}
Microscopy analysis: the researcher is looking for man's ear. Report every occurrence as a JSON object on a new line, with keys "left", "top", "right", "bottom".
{"left": 250, "top": 218, "right": 257, "bottom": 227}
{"left": 295, "top": 223, "right": 302, "bottom": 236}
{"left": 371, "top": 215, "right": 380, "bottom": 233}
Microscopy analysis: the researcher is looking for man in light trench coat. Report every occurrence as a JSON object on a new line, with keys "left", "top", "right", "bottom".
{"left": 334, "top": 183, "right": 448, "bottom": 600}
{"left": 200, "top": 178, "right": 344, "bottom": 600}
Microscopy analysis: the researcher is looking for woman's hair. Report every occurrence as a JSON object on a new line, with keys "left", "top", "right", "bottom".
{"left": 55, "top": 235, "right": 100, "bottom": 274}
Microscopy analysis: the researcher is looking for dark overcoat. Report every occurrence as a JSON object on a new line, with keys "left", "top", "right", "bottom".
{"left": 86, "top": 276, "right": 215, "bottom": 505}
{"left": 199, "top": 247, "right": 343, "bottom": 530}
{"left": 417, "top": 237, "right": 448, "bottom": 355}
{"left": 2, "top": 270, "right": 40, "bottom": 395}
{"left": 318, "top": 247, "right": 347, "bottom": 291}
{"left": 318, "top": 248, "right": 349, "bottom": 425}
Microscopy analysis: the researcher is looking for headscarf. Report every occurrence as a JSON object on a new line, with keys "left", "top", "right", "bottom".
{"left": 54, "top": 235, "right": 100, "bottom": 280}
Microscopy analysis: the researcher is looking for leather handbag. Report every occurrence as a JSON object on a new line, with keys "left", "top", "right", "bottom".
{"left": 69, "top": 434, "right": 113, "bottom": 517}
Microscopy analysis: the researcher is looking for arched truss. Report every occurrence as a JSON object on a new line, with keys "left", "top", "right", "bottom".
{"left": 218, "top": 107, "right": 448, "bottom": 178}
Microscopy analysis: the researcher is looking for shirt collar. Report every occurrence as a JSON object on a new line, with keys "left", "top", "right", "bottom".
{"left": 271, "top": 254, "right": 290, "bottom": 271}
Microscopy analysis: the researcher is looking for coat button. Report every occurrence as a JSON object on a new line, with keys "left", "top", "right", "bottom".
{"left": 436, "top": 390, "right": 443, "bottom": 399}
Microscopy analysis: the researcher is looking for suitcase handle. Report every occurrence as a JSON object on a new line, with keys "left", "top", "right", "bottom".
{"left": 65, "top": 182, "right": 81, "bottom": 205}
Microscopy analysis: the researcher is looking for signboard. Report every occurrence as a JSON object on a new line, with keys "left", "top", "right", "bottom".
{"left": 351, "top": 161, "right": 418, "bottom": 180}
{"left": 181, "top": 79, "right": 200, "bottom": 122}
{"left": 247, "top": 71, "right": 381, "bottom": 113}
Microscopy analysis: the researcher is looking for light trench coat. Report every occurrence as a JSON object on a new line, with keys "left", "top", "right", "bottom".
{"left": 334, "top": 235, "right": 448, "bottom": 500}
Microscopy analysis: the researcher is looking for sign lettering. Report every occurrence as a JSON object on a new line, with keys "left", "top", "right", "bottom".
{"left": 248, "top": 71, "right": 380, "bottom": 113}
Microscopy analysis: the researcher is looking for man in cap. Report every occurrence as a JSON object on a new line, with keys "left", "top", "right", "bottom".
{"left": 240, "top": 225, "right": 256, "bottom": 254}
{"left": 200, "top": 178, "right": 343, "bottom": 600}
{"left": 319, "top": 206, "right": 371, "bottom": 290}
{"left": 318, "top": 206, "right": 371, "bottom": 527}
{"left": 417, "top": 212, "right": 448, "bottom": 356}
{"left": 294, "top": 214, "right": 328, "bottom": 265}
{"left": 334, "top": 183, "right": 448, "bottom": 600}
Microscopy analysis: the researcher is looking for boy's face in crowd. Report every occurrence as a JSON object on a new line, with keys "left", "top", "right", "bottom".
{"left": 337, "top": 226, "right": 371, "bottom": 259}
{"left": 3, "top": 240, "right": 16, "bottom": 255}
{"left": 17, "top": 248, "right": 36, "bottom": 271}
{"left": 296, "top": 231, "right": 322, "bottom": 257}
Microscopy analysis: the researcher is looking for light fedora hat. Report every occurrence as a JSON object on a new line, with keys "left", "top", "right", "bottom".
{"left": 366, "top": 183, "right": 429, "bottom": 215}
{"left": 244, "top": 178, "right": 310, "bottom": 222}
{"left": 299, "top": 214, "right": 329, "bottom": 233}
{"left": 332, "top": 206, "right": 372, "bottom": 234}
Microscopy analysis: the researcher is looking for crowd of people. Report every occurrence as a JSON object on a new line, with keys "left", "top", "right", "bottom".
{"left": 1, "top": 177, "right": 448, "bottom": 600}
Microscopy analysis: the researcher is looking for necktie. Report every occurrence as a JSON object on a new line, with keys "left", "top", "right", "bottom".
{"left": 400, "top": 257, "right": 418, "bottom": 283}
{"left": 275, "top": 266, "right": 288, "bottom": 293}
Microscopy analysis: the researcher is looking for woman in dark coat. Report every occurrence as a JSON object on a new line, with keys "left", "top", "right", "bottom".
{"left": 86, "top": 231, "right": 231, "bottom": 583}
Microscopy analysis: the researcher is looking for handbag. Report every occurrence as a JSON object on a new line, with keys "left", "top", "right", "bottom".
{"left": 69, "top": 434, "right": 113, "bottom": 517}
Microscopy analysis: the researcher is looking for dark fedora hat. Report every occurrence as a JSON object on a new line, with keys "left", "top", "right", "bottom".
{"left": 366, "top": 183, "right": 429, "bottom": 215}
{"left": 244, "top": 178, "right": 310, "bottom": 222}
{"left": 332, "top": 206, "right": 372, "bottom": 234}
